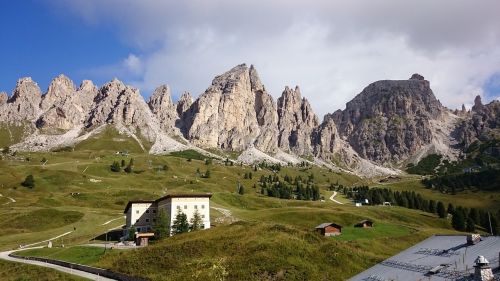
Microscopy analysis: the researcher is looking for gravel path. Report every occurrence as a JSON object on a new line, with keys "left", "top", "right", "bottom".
{"left": 329, "top": 191, "right": 344, "bottom": 205}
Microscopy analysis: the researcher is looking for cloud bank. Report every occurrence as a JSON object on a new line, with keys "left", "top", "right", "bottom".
{"left": 50, "top": 0, "right": 500, "bottom": 117}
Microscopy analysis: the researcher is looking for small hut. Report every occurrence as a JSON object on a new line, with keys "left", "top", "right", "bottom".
{"left": 355, "top": 220, "right": 374, "bottom": 228}
{"left": 315, "top": 223, "right": 342, "bottom": 236}
{"left": 135, "top": 232, "right": 154, "bottom": 246}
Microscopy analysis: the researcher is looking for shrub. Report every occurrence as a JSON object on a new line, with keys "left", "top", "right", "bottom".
{"left": 21, "top": 175, "right": 35, "bottom": 188}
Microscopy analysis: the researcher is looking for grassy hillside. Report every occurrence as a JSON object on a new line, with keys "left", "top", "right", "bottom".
{"left": 1, "top": 135, "right": 496, "bottom": 280}
{"left": 0, "top": 259, "right": 87, "bottom": 281}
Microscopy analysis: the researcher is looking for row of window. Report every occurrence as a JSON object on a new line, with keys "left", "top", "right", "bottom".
{"left": 135, "top": 204, "right": 206, "bottom": 215}
{"left": 177, "top": 204, "right": 205, "bottom": 210}
{"left": 135, "top": 214, "right": 206, "bottom": 224}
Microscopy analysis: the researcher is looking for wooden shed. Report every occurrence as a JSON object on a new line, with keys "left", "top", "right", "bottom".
{"left": 315, "top": 223, "right": 342, "bottom": 236}
{"left": 135, "top": 232, "right": 154, "bottom": 246}
{"left": 355, "top": 220, "right": 374, "bottom": 228}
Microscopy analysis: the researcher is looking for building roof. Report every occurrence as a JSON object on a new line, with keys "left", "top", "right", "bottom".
{"left": 123, "top": 193, "right": 213, "bottom": 213}
{"left": 315, "top": 222, "right": 342, "bottom": 229}
{"left": 136, "top": 232, "right": 155, "bottom": 238}
{"left": 123, "top": 200, "right": 155, "bottom": 214}
{"left": 348, "top": 235, "right": 500, "bottom": 281}
{"left": 155, "top": 193, "right": 212, "bottom": 203}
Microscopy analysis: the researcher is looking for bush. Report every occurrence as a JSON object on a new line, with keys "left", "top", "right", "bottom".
{"left": 110, "top": 161, "right": 121, "bottom": 172}
{"left": 21, "top": 175, "right": 35, "bottom": 188}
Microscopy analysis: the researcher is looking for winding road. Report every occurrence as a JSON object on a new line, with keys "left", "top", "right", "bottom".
{"left": 0, "top": 248, "right": 115, "bottom": 281}
{"left": 329, "top": 191, "right": 344, "bottom": 205}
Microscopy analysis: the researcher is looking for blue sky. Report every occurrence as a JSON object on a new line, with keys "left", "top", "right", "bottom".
{"left": 0, "top": 0, "right": 499, "bottom": 115}
{"left": 0, "top": 1, "right": 132, "bottom": 94}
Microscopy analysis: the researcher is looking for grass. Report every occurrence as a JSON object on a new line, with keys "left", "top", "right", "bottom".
{"left": 0, "top": 131, "right": 496, "bottom": 280}
{"left": 16, "top": 246, "right": 115, "bottom": 266}
{"left": 335, "top": 223, "right": 412, "bottom": 241}
{"left": 0, "top": 209, "right": 83, "bottom": 233}
{"left": 0, "top": 259, "right": 87, "bottom": 281}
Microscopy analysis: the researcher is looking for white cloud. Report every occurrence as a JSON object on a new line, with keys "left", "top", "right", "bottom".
{"left": 51, "top": 0, "right": 500, "bottom": 117}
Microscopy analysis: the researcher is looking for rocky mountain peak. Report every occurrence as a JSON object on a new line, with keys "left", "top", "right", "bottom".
{"left": 277, "top": 85, "right": 319, "bottom": 155}
{"left": 410, "top": 73, "right": 425, "bottom": 80}
{"left": 176, "top": 91, "right": 193, "bottom": 117}
{"left": 79, "top": 80, "right": 97, "bottom": 93}
{"left": 9, "top": 77, "right": 42, "bottom": 103}
{"left": 148, "top": 85, "right": 178, "bottom": 134}
{"left": 41, "top": 74, "right": 76, "bottom": 110}
{"left": 186, "top": 63, "right": 279, "bottom": 151}
{"left": 334, "top": 75, "right": 444, "bottom": 163}
{"left": 472, "top": 95, "right": 484, "bottom": 111}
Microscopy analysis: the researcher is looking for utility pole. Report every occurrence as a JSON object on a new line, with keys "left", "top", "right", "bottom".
{"left": 488, "top": 212, "right": 493, "bottom": 235}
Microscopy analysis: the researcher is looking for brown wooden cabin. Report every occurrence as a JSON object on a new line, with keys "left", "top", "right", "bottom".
{"left": 315, "top": 223, "right": 342, "bottom": 236}
{"left": 135, "top": 232, "right": 155, "bottom": 246}
{"left": 354, "top": 220, "right": 374, "bottom": 228}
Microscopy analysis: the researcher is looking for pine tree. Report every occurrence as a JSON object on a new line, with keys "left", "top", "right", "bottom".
{"left": 468, "top": 208, "right": 479, "bottom": 225}
{"left": 190, "top": 209, "right": 203, "bottom": 231}
{"left": 128, "top": 226, "right": 136, "bottom": 241}
{"left": 21, "top": 175, "right": 35, "bottom": 188}
{"left": 466, "top": 217, "right": 475, "bottom": 232}
{"left": 428, "top": 200, "right": 436, "bottom": 213}
{"left": 238, "top": 184, "right": 245, "bottom": 195}
{"left": 121, "top": 159, "right": 126, "bottom": 167}
{"left": 437, "top": 201, "right": 446, "bottom": 218}
{"left": 171, "top": 210, "right": 189, "bottom": 235}
{"left": 124, "top": 158, "right": 134, "bottom": 173}
{"left": 452, "top": 209, "right": 466, "bottom": 231}
{"left": 447, "top": 203, "right": 455, "bottom": 215}
{"left": 154, "top": 209, "right": 170, "bottom": 239}
{"left": 110, "top": 161, "right": 121, "bottom": 172}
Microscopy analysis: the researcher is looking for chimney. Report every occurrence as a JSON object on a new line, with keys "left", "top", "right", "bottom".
{"left": 474, "top": 256, "right": 494, "bottom": 281}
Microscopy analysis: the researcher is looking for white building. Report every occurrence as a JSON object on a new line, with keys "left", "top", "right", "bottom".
{"left": 124, "top": 193, "right": 212, "bottom": 235}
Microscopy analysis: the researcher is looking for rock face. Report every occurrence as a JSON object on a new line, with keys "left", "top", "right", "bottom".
{"left": 277, "top": 86, "right": 318, "bottom": 155}
{"left": 85, "top": 79, "right": 160, "bottom": 142}
{"left": 185, "top": 64, "right": 278, "bottom": 152}
{"left": 0, "top": 92, "right": 7, "bottom": 105}
{"left": 456, "top": 96, "right": 499, "bottom": 147}
{"left": 36, "top": 75, "right": 97, "bottom": 132}
{"left": 0, "top": 66, "right": 498, "bottom": 176}
{"left": 0, "top": 77, "right": 42, "bottom": 123}
{"left": 332, "top": 74, "right": 444, "bottom": 163}
{"left": 148, "top": 85, "right": 178, "bottom": 134}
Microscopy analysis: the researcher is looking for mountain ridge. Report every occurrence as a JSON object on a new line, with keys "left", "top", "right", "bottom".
{"left": 0, "top": 63, "right": 498, "bottom": 177}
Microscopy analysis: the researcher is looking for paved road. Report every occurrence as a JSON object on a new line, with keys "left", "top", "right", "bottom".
{"left": 0, "top": 248, "right": 116, "bottom": 281}
{"left": 329, "top": 191, "right": 344, "bottom": 204}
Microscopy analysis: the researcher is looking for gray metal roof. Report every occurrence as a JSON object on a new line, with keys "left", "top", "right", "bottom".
{"left": 315, "top": 222, "right": 341, "bottom": 229}
{"left": 348, "top": 235, "right": 500, "bottom": 281}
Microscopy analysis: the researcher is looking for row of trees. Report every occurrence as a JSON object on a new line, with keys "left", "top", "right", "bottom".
{"left": 422, "top": 168, "right": 500, "bottom": 192}
{"left": 339, "top": 186, "right": 498, "bottom": 234}
{"left": 259, "top": 174, "right": 321, "bottom": 201}
{"left": 141, "top": 209, "right": 204, "bottom": 241}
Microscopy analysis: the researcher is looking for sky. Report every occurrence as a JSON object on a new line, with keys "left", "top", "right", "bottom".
{"left": 1, "top": 0, "right": 499, "bottom": 118}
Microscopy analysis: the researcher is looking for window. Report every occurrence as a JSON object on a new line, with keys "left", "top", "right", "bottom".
{"left": 184, "top": 205, "right": 187, "bottom": 209}
{"left": 135, "top": 219, "right": 139, "bottom": 223}
{"left": 136, "top": 227, "right": 140, "bottom": 232}
{"left": 177, "top": 206, "right": 181, "bottom": 210}
{"left": 153, "top": 210, "right": 157, "bottom": 214}
{"left": 201, "top": 224, "right": 205, "bottom": 229}
{"left": 146, "top": 219, "right": 150, "bottom": 223}
{"left": 136, "top": 210, "right": 139, "bottom": 214}
{"left": 194, "top": 205, "right": 198, "bottom": 209}
{"left": 201, "top": 205, "right": 205, "bottom": 209}
{"left": 146, "top": 210, "right": 150, "bottom": 214}
{"left": 202, "top": 215, "right": 205, "bottom": 218}
{"left": 153, "top": 219, "right": 156, "bottom": 223}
